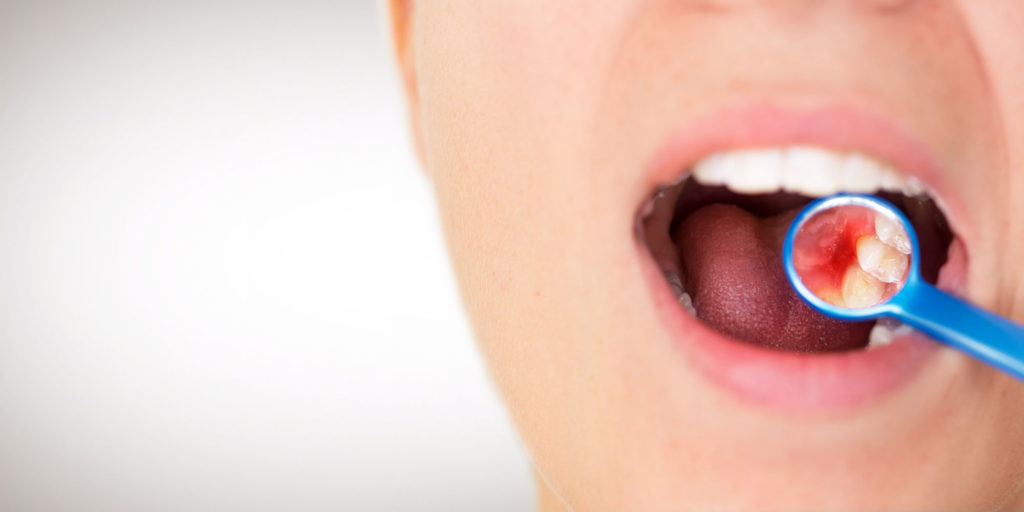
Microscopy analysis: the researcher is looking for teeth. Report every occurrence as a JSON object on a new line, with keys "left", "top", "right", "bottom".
{"left": 781, "top": 146, "right": 844, "bottom": 196}
{"left": 692, "top": 146, "right": 922, "bottom": 198}
{"left": 678, "top": 291, "right": 697, "bottom": 317}
{"left": 725, "top": 150, "right": 785, "bottom": 194}
{"left": 874, "top": 214, "right": 912, "bottom": 254}
{"left": 664, "top": 270, "right": 698, "bottom": 316}
{"left": 841, "top": 265, "right": 885, "bottom": 309}
{"left": 867, "top": 324, "right": 894, "bottom": 348}
{"left": 665, "top": 270, "right": 684, "bottom": 296}
{"left": 878, "top": 168, "right": 907, "bottom": 194}
{"left": 903, "top": 176, "right": 925, "bottom": 196}
{"left": 856, "top": 235, "right": 909, "bottom": 284}
{"left": 815, "top": 287, "right": 844, "bottom": 307}
{"left": 691, "top": 153, "right": 736, "bottom": 187}
{"left": 839, "top": 154, "right": 884, "bottom": 193}
{"left": 868, "top": 321, "right": 914, "bottom": 348}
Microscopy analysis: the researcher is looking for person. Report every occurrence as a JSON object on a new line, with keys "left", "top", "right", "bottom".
{"left": 387, "top": 1, "right": 1024, "bottom": 510}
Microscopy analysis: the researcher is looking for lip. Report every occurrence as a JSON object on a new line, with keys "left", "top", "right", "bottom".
{"left": 637, "top": 103, "right": 968, "bottom": 410}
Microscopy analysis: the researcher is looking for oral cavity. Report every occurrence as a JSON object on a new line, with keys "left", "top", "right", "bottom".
{"left": 673, "top": 203, "right": 876, "bottom": 351}
{"left": 642, "top": 146, "right": 953, "bottom": 353}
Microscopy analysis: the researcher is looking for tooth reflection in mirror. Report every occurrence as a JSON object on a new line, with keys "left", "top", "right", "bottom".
{"left": 790, "top": 203, "right": 910, "bottom": 310}
{"left": 784, "top": 194, "right": 1024, "bottom": 383}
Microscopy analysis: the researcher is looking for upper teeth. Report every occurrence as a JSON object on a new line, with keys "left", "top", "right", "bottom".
{"left": 856, "top": 234, "right": 909, "bottom": 283}
{"left": 693, "top": 146, "right": 925, "bottom": 197}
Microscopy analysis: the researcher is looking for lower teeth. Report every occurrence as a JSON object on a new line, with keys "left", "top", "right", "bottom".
{"left": 867, "top": 319, "right": 914, "bottom": 349}
{"left": 664, "top": 270, "right": 698, "bottom": 316}
{"left": 678, "top": 291, "right": 697, "bottom": 317}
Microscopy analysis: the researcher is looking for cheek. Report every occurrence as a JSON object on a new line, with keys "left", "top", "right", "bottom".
{"left": 953, "top": 2, "right": 1024, "bottom": 304}
{"left": 415, "top": 5, "right": 673, "bottom": 501}
{"left": 414, "top": 1, "right": 638, "bottom": 354}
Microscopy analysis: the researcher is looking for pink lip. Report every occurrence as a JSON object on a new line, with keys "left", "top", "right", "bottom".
{"left": 639, "top": 103, "right": 967, "bottom": 410}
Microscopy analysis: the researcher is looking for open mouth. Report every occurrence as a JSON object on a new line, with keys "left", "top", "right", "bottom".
{"left": 638, "top": 146, "right": 954, "bottom": 354}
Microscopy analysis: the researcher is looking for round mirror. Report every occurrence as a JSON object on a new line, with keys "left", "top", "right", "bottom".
{"left": 788, "top": 198, "right": 913, "bottom": 311}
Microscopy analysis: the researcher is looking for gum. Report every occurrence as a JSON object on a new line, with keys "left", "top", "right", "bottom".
{"left": 792, "top": 205, "right": 879, "bottom": 305}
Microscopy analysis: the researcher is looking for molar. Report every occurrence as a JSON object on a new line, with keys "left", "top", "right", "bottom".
{"left": 856, "top": 235, "right": 909, "bottom": 284}
{"left": 678, "top": 291, "right": 697, "bottom": 317}
{"left": 874, "top": 213, "right": 912, "bottom": 254}
{"left": 664, "top": 270, "right": 698, "bottom": 317}
{"left": 841, "top": 265, "right": 886, "bottom": 309}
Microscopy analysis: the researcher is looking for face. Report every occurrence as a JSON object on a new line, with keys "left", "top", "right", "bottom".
{"left": 393, "top": 1, "right": 1024, "bottom": 509}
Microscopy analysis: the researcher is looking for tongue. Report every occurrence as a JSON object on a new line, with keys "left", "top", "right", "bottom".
{"left": 674, "top": 203, "right": 873, "bottom": 352}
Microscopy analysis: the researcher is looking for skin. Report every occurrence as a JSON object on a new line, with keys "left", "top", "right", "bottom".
{"left": 389, "top": 1, "right": 1024, "bottom": 510}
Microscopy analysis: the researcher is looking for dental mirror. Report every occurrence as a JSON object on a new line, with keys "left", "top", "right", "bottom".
{"left": 784, "top": 194, "right": 1024, "bottom": 381}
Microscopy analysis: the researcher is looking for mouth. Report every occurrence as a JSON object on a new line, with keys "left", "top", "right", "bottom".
{"left": 636, "top": 106, "right": 968, "bottom": 409}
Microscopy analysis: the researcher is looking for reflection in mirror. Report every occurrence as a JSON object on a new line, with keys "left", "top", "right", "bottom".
{"left": 792, "top": 204, "right": 910, "bottom": 309}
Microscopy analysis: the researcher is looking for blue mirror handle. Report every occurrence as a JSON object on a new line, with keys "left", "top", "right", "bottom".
{"left": 890, "top": 280, "right": 1024, "bottom": 381}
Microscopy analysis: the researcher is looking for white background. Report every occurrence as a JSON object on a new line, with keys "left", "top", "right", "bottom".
{"left": 0, "top": 1, "right": 533, "bottom": 510}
